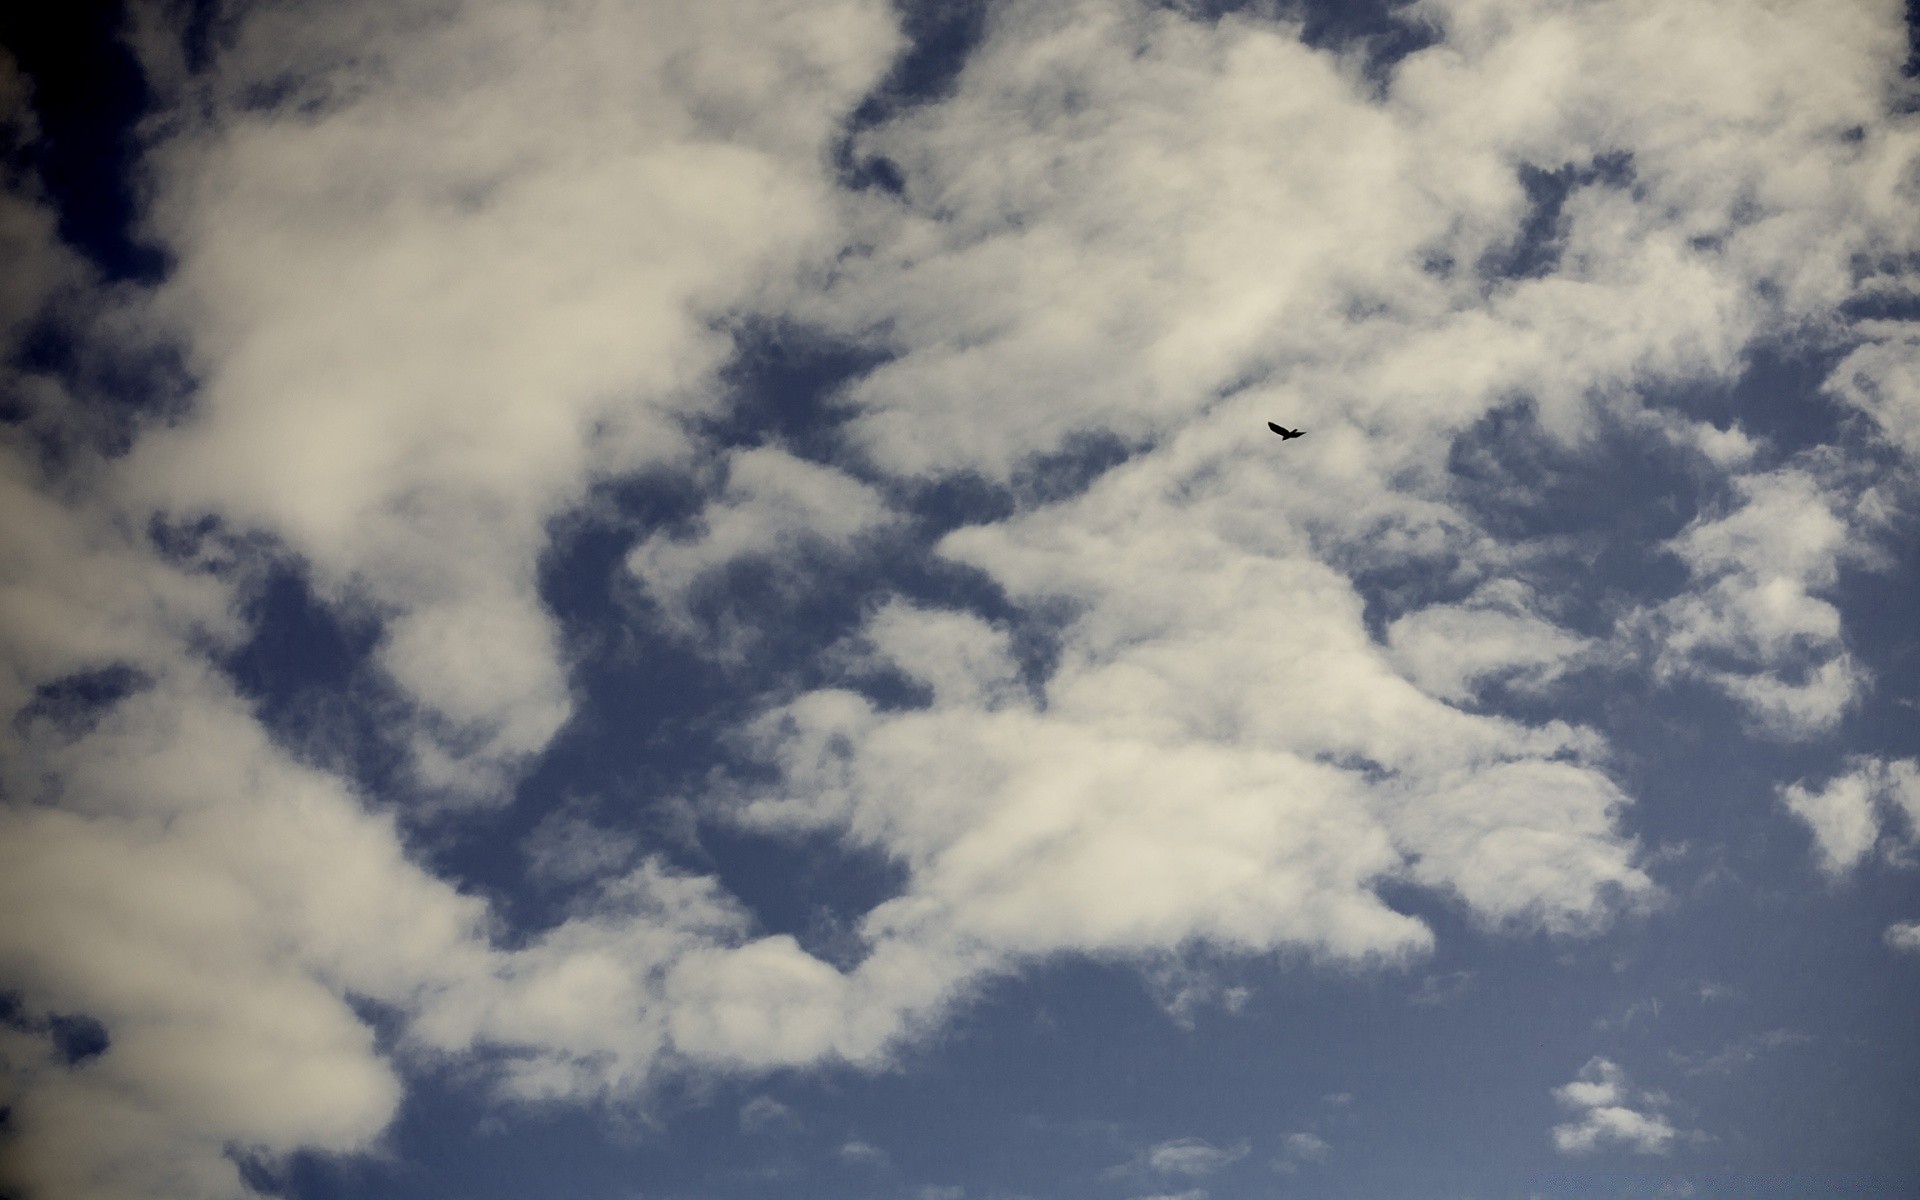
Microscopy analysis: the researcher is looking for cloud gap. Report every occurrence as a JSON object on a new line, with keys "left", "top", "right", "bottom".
{"left": 695, "top": 823, "right": 911, "bottom": 967}
{"left": 1163, "top": 0, "right": 1441, "bottom": 93}
{"left": 1477, "top": 153, "right": 1637, "bottom": 283}
{"left": 14, "top": 663, "right": 151, "bottom": 740}
{"left": 835, "top": 0, "right": 992, "bottom": 195}
{"left": 220, "top": 563, "right": 399, "bottom": 786}
{"left": 0, "top": 3, "right": 168, "bottom": 281}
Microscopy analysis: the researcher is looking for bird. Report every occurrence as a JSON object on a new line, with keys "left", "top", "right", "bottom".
{"left": 1268, "top": 422, "right": 1305, "bottom": 440}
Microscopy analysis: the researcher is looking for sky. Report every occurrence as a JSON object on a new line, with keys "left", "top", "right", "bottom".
{"left": 1, "top": 1, "right": 1918, "bottom": 1198}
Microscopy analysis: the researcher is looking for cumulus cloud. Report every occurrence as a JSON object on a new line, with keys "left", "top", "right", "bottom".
{"left": 1650, "top": 468, "right": 1869, "bottom": 735}
{"left": 122, "top": 0, "right": 901, "bottom": 796}
{"left": 1780, "top": 757, "right": 1920, "bottom": 875}
{"left": 1, "top": 0, "right": 904, "bottom": 1194}
{"left": 1387, "top": 582, "right": 1594, "bottom": 703}
{"left": 5, "top": 0, "right": 1920, "bottom": 1195}
{"left": 1550, "top": 1058, "right": 1682, "bottom": 1156}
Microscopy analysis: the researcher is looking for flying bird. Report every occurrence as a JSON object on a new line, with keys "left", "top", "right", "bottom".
{"left": 1268, "top": 422, "right": 1305, "bottom": 440}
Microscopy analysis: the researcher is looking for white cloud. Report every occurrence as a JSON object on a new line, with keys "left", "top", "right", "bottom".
{"left": 1387, "top": 582, "right": 1594, "bottom": 703}
{"left": 1829, "top": 321, "right": 1920, "bottom": 460}
{"left": 1550, "top": 1058, "right": 1682, "bottom": 1156}
{"left": 1141, "top": 958, "right": 1251, "bottom": 1029}
{"left": 1885, "top": 921, "right": 1920, "bottom": 954}
{"left": 1780, "top": 757, "right": 1920, "bottom": 875}
{"left": 837, "top": 1138, "right": 888, "bottom": 1166}
{"left": 6, "top": 0, "right": 1920, "bottom": 1195}
{"left": 1279, "top": 1131, "right": 1331, "bottom": 1167}
{"left": 0, "top": 0, "right": 905, "bottom": 1193}
{"left": 1649, "top": 468, "right": 1867, "bottom": 735}
{"left": 121, "top": 0, "right": 901, "bottom": 796}
{"left": 739, "top": 1094, "right": 800, "bottom": 1134}
{"left": 629, "top": 446, "right": 895, "bottom": 653}
{"left": 1145, "top": 1136, "right": 1249, "bottom": 1177}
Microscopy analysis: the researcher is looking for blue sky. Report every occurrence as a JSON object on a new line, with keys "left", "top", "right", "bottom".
{"left": 1, "top": 2, "right": 1918, "bottom": 1199}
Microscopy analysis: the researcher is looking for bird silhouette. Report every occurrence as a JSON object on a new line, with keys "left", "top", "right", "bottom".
{"left": 1268, "top": 422, "right": 1305, "bottom": 440}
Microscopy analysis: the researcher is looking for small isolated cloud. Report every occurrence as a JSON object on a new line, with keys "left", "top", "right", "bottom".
{"left": 1144, "top": 1136, "right": 1250, "bottom": 1177}
{"left": 1780, "top": 757, "right": 1920, "bottom": 875}
{"left": 1283, "top": 1131, "right": 1329, "bottom": 1160}
{"left": 1885, "top": 921, "right": 1920, "bottom": 954}
{"left": 739, "top": 1095, "right": 799, "bottom": 1135}
{"left": 1669, "top": 1029, "right": 1809, "bottom": 1077}
{"left": 1409, "top": 970, "right": 1475, "bottom": 1007}
{"left": 1550, "top": 1058, "right": 1683, "bottom": 1156}
{"left": 837, "top": 1139, "right": 888, "bottom": 1167}
{"left": 1274, "top": 1131, "right": 1331, "bottom": 1173}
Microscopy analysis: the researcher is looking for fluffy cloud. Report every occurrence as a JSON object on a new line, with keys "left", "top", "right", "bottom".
{"left": 5, "top": 0, "right": 1920, "bottom": 1195}
{"left": 122, "top": 0, "right": 900, "bottom": 796}
{"left": 1650, "top": 468, "right": 1869, "bottom": 735}
{"left": 1386, "top": 581, "right": 1594, "bottom": 704}
{"left": 2, "top": 0, "right": 903, "bottom": 1193}
{"left": 1550, "top": 1057, "right": 1682, "bottom": 1156}
{"left": 1780, "top": 757, "right": 1920, "bottom": 876}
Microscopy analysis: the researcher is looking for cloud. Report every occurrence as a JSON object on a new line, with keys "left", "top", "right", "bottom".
{"left": 1274, "top": 1131, "right": 1331, "bottom": 1173}
{"left": 1648, "top": 468, "right": 1869, "bottom": 736}
{"left": 1386, "top": 582, "right": 1594, "bottom": 704}
{"left": 1409, "top": 970, "right": 1476, "bottom": 1007}
{"left": 1144, "top": 1136, "right": 1249, "bottom": 1177}
{"left": 0, "top": 0, "right": 904, "bottom": 1193}
{"left": 1668, "top": 1029, "right": 1810, "bottom": 1077}
{"left": 522, "top": 804, "right": 641, "bottom": 886}
{"left": 5, "top": 0, "right": 1920, "bottom": 1195}
{"left": 1886, "top": 921, "right": 1920, "bottom": 954}
{"left": 1140, "top": 957, "right": 1252, "bottom": 1029}
{"left": 1828, "top": 321, "right": 1920, "bottom": 460}
{"left": 1550, "top": 1058, "right": 1683, "bottom": 1156}
{"left": 739, "top": 1094, "right": 801, "bottom": 1135}
{"left": 1780, "top": 757, "right": 1920, "bottom": 875}
{"left": 629, "top": 446, "right": 896, "bottom": 653}
{"left": 1282, "top": 1131, "right": 1329, "bottom": 1159}
{"left": 120, "top": 0, "right": 901, "bottom": 797}
{"left": 837, "top": 1138, "right": 888, "bottom": 1166}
